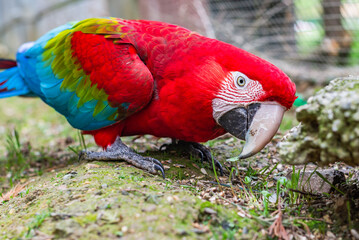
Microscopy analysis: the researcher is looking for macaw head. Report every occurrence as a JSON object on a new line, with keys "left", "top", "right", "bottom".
{"left": 206, "top": 42, "right": 296, "bottom": 159}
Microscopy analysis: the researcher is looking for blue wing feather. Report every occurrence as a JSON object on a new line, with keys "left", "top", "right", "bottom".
{"left": 13, "top": 22, "right": 119, "bottom": 131}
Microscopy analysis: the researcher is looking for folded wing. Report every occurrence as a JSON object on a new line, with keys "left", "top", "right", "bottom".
{"left": 21, "top": 18, "right": 154, "bottom": 131}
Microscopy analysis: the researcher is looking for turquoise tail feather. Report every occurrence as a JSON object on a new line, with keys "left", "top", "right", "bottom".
{"left": 0, "top": 63, "right": 31, "bottom": 98}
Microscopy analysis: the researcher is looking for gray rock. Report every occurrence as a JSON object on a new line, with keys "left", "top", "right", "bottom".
{"left": 351, "top": 229, "right": 359, "bottom": 240}
{"left": 54, "top": 219, "right": 82, "bottom": 237}
{"left": 286, "top": 169, "right": 345, "bottom": 193}
{"left": 63, "top": 171, "right": 78, "bottom": 180}
{"left": 203, "top": 208, "right": 217, "bottom": 215}
{"left": 142, "top": 204, "right": 157, "bottom": 213}
{"left": 279, "top": 77, "right": 359, "bottom": 166}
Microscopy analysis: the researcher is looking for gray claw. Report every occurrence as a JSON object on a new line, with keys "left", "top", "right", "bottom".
{"left": 159, "top": 143, "right": 170, "bottom": 151}
{"left": 196, "top": 149, "right": 205, "bottom": 164}
{"left": 215, "top": 161, "right": 224, "bottom": 176}
{"left": 155, "top": 165, "right": 165, "bottom": 179}
{"left": 77, "top": 137, "right": 166, "bottom": 178}
{"left": 152, "top": 158, "right": 164, "bottom": 169}
{"left": 78, "top": 150, "right": 87, "bottom": 161}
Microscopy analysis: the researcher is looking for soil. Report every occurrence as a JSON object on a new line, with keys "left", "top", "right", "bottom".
{"left": 1, "top": 134, "right": 359, "bottom": 239}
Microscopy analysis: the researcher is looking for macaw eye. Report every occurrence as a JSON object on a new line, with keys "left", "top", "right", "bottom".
{"left": 236, "top": 76, "right": 246, "bottom": 87}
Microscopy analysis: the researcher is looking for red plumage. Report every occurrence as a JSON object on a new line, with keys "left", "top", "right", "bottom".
{"left": 0, "top": 59, "right": 17, "bottom": 69}
{"left": 76, "top": 19, "right": 296, "bottom": 148}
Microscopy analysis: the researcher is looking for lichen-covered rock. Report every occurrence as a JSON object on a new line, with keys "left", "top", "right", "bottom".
{"left": 279, "top": 76, "right": 359, "bottom": 166}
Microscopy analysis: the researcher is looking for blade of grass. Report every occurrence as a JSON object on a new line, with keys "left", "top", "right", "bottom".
{"left": 229, "top": 167, "right": 236, "bottom": 198}
{"left": 258, "top": 165, "right": 270, "bottom": 175}
{"left": 67, "top": 146, "right": 79, "bottom": 155}
{"left": 263, "top": 162, "right": 279, "bottom": 181}
{"left": 315, "top": 171, "right": 345, "bottom": 195}
{"left": 211, "top": 155, "right": 222, "bottom": 192}
{"left": 303, "top": 166, "right": 318, "bottom": 192}
{"left": 347, "top": 200, "right": 352, "bottom": 229}
{"left": 78, "top": 130, "right": 87, "bottom": 150}
{"left": 299, "top": 163, "right": 308, "bottom": 189}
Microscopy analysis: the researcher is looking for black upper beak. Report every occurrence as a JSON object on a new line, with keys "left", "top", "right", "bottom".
{"left": 218, "top": 103, "right": 261, "bottom": 140}
{"left": 218, "top": 103, "right": 285, "bottom": 159}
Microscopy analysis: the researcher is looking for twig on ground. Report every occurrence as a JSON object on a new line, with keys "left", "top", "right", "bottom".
{"left": 0, "top": 181, "right": 30, "bottom": 202}
{"left": 268, "top": 199, "right": 289, "bottom": 240}
{"left": 288, "top": 188, "right": 322, "bottom": 197}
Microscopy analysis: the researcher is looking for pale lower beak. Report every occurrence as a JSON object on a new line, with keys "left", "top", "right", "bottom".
{"left": 238, "top": 103, "right": 285, "bottom": 159}
{"left": 217, "top": 102, "right": 285, "bottom": 159}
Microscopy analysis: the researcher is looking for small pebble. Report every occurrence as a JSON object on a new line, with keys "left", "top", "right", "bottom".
{"left": 146, "top": 215, "right": 159, "bottom": 222}
{"left": 121, "top": 226, "right": 128, "bottom": 233}
{"left": 177, "top": 229, "right": 189, "bottom": 236}
{"left": 326, "top": 231, "right": 336, "bottom": 238}
{"left": 203, "top": 208, "right": 217, "bottom": 215}
{"left": 200, "top": 168, "right": 207, "bottom": 175}
{"left": 351, "top": 229, "right": 359, "bottom": 240}
{"left": 57, "top": 185, "right": 67, "bottom": 191}
{"left": 63, "top": 171, "right": 77, "bottom": 180}
{"left": 268, "top": 193, "right": 277, "bottom": 203}
{"left": 142, "top": 205, "right": 157, "bottom": 212}
{"left": 85, "top": 163, "right": 100, "bottom": 169}
{"left": 166, "top": 196, "right": 174, "bottom": 203}
{"left": 173, "top": 164, "right": 185, "bottom": 168}
{"left": 121, "top": 190, "right": 129, "bottom": 196}
{"left": 209, "top": 196, "right": 216, "bottom": 202}
{"left": 277, "top": 164, "right": 284, "bottom": 172}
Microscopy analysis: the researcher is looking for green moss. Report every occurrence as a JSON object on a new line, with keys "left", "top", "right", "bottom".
{"left": 0, "top": 160, "right": 268, "bottom": 239}
{"left": 305, "top": 220, "right": 327, "bottom": 233}
{"left": 279, "top": 77, "right": 359, "bottom": 166}
{"left": 74, "top": 213, "right": 98, "bottom": 227}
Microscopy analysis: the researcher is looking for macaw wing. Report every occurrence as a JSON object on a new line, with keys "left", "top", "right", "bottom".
{"left": 34, "top": 18, "right": 154, "bottom": 131}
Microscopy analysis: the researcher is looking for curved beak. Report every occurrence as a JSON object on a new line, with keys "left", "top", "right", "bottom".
{"left": 217, "top": 102, "right": 285, "bottom": 159}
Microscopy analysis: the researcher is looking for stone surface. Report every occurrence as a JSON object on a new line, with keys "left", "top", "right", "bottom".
{"left": 279, "top": 77, "right": 359, "bottom": 166}
{"left": 286, "top": 169, "right": 345, "bottom": 193}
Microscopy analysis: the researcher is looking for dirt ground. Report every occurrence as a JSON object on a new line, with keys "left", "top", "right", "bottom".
{"left": 1, "top": 98, "right": 359, "bottom": 239}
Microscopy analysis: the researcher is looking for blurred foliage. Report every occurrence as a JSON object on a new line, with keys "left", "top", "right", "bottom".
{"left": 295, "top": 0, "right": 359, "bottom": 65}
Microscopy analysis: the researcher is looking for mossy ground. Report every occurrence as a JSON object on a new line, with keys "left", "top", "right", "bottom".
{"left": 1, "top": 97, "right": 359, "bottom": 239}
{"left": 1, "top": 160, "right": 259, "bottom": 239}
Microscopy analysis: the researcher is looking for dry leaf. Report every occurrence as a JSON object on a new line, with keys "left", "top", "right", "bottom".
{"left": 268, "top": 200, "right": 289, "bottom": 240}
{"left": 192, "top": 222, "right": 210, "bottom": 233}
{"left": 0, "top": 182, "right": 30, "bottom": 202}
{"left": 173, "top": 164, "right": 185, "bottom": 168}
{"left": 268, "top": 211, "right": 288, "bottom": 240}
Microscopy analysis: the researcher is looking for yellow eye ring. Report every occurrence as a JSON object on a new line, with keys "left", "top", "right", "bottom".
{"left": 236, "top": 76, "right": 246, "bottom": 87}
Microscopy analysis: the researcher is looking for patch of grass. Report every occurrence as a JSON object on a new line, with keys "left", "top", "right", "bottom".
{"left": 1, "top": 87, "right": 357, "bottom": 239}
{"left": 280, "top": 112, "right": 298, "bottom": 132}
{"left": 305, "top": 220, "right": 327, "bottom": 233}
{"left": 4, "top": 129, "right": 29, "bottom": 186}
{"left": 315, "top": 170, "right": 344, "bottom": 195}
{"left": 74, "top": 213, "right": 98, "bottom": 227}
{"left": 24, "top": 209, "right": 51, "bottom": 238}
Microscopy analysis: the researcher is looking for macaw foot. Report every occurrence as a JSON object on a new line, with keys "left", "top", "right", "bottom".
{"left": 160, "top": 140, "right": 224, "bottom": 176}
{"left": 79, "top": 137, "right": 165, "bottom": 178}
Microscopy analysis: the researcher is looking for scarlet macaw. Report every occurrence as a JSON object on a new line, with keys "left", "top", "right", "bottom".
{"left": 0, "top": 18, "right": 296, "bottom": 177}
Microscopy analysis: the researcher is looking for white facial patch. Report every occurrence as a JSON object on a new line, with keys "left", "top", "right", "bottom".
{"left": 212, "top": 71, "right": 265, "bottom": 123}
{"left": 18, "top": 42, "right": 35, "bottom": 53}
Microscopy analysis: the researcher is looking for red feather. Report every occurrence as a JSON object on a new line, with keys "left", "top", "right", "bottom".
{"left": 0, "top": 59, "right": 17, "bottom": 69}
{"left": 81, "top": 19, "right": 296, "bottom": 147}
